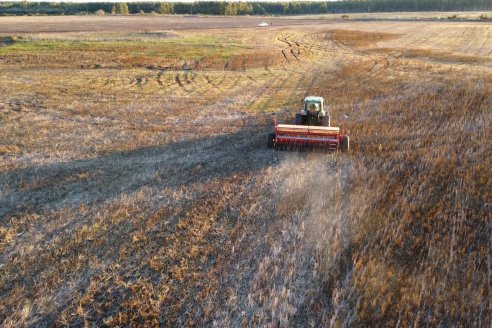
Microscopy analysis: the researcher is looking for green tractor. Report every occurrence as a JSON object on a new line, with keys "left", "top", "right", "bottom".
{"left": 267, "top": 95, "right": 349, "bottom": 151}
{"left": 295, "top": 96, "right": 330, "bottom": 127}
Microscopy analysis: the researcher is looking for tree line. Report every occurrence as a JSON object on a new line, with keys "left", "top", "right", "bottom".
{"left": 0, "top": 0, "right": 490, "bottom": 16}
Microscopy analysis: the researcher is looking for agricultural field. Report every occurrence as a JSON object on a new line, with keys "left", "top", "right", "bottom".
{"left": 0, "top": 15, "right": 490, "bottom": 326}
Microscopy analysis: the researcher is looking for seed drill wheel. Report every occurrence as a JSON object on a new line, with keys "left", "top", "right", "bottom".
{"left": 340, "top": 136, "right": 350, "bottom": 152}
{"left": 267, "top": 133, "right": 276, "bottom": 148}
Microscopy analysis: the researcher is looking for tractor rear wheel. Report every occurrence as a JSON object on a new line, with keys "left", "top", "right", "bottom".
{"left": 340, "top": 136, "right": 350, "bottom": 152}
{"left": 295, "top": 113, "right": 303, "bottom": 125}
{"left": 267, "top": 133, "right": 276, "bottom": 148}
{"left": 321, "top": 115, "right": 329, "bottom": 127}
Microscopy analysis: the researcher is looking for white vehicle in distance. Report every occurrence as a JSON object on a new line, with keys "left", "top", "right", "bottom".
{"left": 258, "top": 22, "right": 269, "bottom": 27}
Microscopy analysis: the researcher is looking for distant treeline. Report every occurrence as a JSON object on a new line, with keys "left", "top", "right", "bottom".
{"left": 0, "top": 0, "right": 491, "bottom": 16}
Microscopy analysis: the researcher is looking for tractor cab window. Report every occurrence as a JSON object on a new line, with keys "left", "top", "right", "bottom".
{"left": 306, "top": 102, "right": 320, "bottom": 112}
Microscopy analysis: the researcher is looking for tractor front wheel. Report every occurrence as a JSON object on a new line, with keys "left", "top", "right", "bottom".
{"left": 267, "top": 133, "right": 276, "bottom": 148}
{"left": 340, "top": 136, "right": 350, "bottom": 152}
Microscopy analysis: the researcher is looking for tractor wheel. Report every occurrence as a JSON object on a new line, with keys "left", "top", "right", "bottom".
{"left": 267, "top": 133, "right": 276, "bottom": 148}
{"left": 295, "top": 113, "right": 303, "bottom": 125}
{"left": 321, "top": 115, "right": 330, "bottom": 127}
{"left": 340, "top": 136, "right": 350, "bottom": 152}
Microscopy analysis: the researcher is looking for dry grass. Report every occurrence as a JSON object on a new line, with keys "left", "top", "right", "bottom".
{"left": 0, "top": 17, "right": 490, "bottom": 327}
{"left": 0, "top": 32, "right": 283, "bottom": 70}
{"left": 328, "top": 29, "right": 398, "bottom": 47}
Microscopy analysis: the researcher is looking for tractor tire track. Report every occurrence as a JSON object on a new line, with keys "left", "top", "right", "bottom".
{"left": 246, "top": 74, "right": 281, "bottom": 111}
{"left": 249, "top": 71, "right": 292, "bottom": 112}
{"left": 175, "top": 73, "right": 184, "bottom": 88}
{"left": 278, "top": 34, "right": 303, "bottom": 63}
{"left": 281, "top": 49, "right": 289, "bottom": 63}
{"left": 475, "top": 25, "right": 490, "bottom": 57}
{"left": 290, "top": 48, "right": 301, "bottom": 62}
{"left": 156, "top": 69, "right": 165, "bottom": 87}
{"left": 204, "top": 74, "right": 218, "bottom": 88}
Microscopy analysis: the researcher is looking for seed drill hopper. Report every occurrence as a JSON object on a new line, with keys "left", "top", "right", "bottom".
{"left": 267, "top": 96, "right": 349, "bottom": 151}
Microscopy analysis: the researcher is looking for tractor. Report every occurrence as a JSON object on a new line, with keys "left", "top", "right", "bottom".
{"left": 267, "top": 96, "right": 349, "bottom": 151}
{"left": 295, "top": 96, "right": 330, "bottom": 127}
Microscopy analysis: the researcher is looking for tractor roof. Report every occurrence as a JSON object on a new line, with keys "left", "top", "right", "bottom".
{"left": 304, "top": 96, "right": 324, "bottom": 103}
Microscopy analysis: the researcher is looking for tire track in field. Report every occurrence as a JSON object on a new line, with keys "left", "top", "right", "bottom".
{"left": 483, "top": 25, "right": 491, "bottom": 56}
{"left": 295, "top": 32, "right": 390, "bottom": 80}
{"left": 131, "top": 76, "right": 148, "bottom": 89}
{"left": 241, "top": 72, "right": 287, "bottom": 113}
{"left": 244, "top": 73, "right": 281, "bottom": 111}
{"left": 156, "top": 69, "right": 165, "bottom": 87}
{"left": 191, "top": 73, "right": 253, "bottom": 100}
{"left": 176, "top": 72, "right": 210, "bottom": 97}
{"left": 284, "top": 70, "right": 311, "bottom": 108}
{"left": 200, "top": 73, "right": 245, "bottom": 101}
{"left": 404, "top": 26, "right": 442, "bottom": 49}
{"left": 282, "top": 32, "right": 400, "bottom": 100}
{"left": 455, "top": 26, "right": 476, "bottom": 55}
{"left": 201, "top": 73, "right": 228, "bottom": 94}
{"left": 487, "top": 25, "right": 492, "bottom": 57}
{"left": 281, "top": 49, "right": 290, "bottom": 63}
{"left": 277, "top": 32, "right": 373, "bottom": 98}
{"left": 12, "top": 103, "right": 263, "bottom": 136}
{"left": 476, "top": 25, "right": 491, "bottom": 57}
{"left": 175, "top": 73, "right": 186, "bottom": 90}
{"left": 292, "top": 32, "right": 354, "bottom": 58}
{"left": 181, "top": 71, "right": 258, "bottom": 112}
{"left": 465, "top": 26, "right": 484, "bottom": 56}
{"left": 429, "top": 25, "right": 461, "bottom": 54}
{"left": 173, "top": 71, "right": 206, "bottom": 95}
{"left": 451, "top": 25, "right": 468, "bottom": 52}
{"left": 153, "top": 67, "right": 193, "bottom": 90}
{"left": 204, "top": 74, "right": 218, "bottom": 88}
{"left": 278, "top": 34, "right": 302, "bottom": 63}
{"left": 249, "top": 71, "right": 294, "bottom": 112}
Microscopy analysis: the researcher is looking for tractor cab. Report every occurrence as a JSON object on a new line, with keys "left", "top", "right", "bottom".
{"left": 302, "top": 96, "right": 324, "bottom": 115}
{"left": 296, "top": 96, "right": 329, "bottom": 126}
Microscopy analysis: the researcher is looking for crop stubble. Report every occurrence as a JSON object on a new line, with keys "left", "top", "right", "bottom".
{"left": 0, "top": 17, "right": 490, "bottom": 327}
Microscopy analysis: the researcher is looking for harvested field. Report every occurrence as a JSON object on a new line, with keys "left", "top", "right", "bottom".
{"left": 0, "top": 15, "right": 340, "bottom": 33}
{"left": 0, "top": 16, "right": 491, "bottom": 327}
